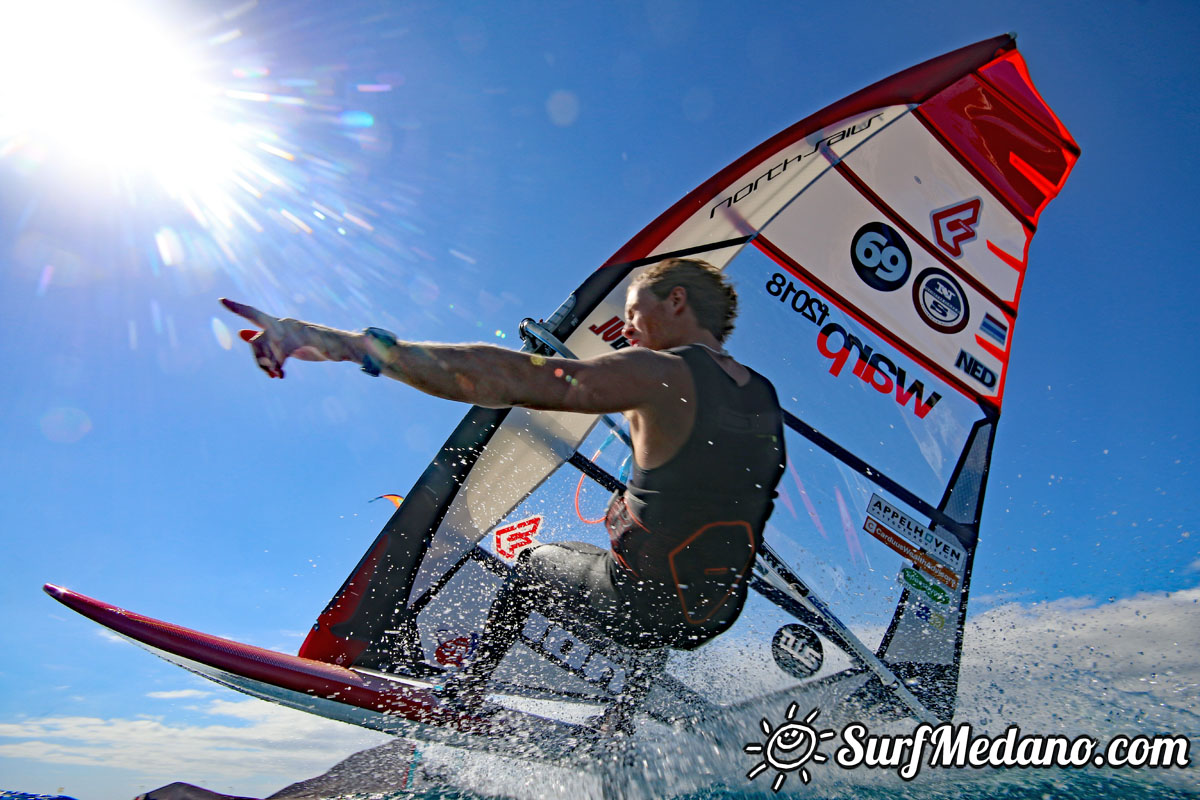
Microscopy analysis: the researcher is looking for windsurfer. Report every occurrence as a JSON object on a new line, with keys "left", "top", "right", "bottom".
{"left": 223, "top": 258, "right": 785, "bottom": 711}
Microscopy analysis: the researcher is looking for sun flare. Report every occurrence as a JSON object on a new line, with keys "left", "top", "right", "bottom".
{"left": 0, "top": 0, "right": 242, "bottom": 192}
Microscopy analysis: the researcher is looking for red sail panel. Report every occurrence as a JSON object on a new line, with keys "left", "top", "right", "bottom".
{"left": 979, "top": 50, "right": 1080, "bottom": 151}
{"left": 602, "top": 35, "right": 1015, "bottom": 268}
{"left": 917, "top": 73, "right": 1077, "bottom": 229}
{"left": 299, "top": 536, "right": 387, "bottom": 664}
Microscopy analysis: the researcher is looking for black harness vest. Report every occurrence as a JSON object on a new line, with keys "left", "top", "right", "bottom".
{"left": 605, "top": 345, "right": 785, "bottom": 648}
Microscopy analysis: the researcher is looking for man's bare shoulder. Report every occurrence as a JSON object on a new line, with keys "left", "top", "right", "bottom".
{"left": 529, "top": 346, "right": 689, "bottom": 415}
{"left": 580, "top": 346, "right": 690, "bottom": 390}
{"left": 582, "top": 345, "right": 685, "bottom": 369}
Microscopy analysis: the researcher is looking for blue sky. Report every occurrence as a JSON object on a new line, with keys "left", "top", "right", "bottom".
{"left": 1, "top": 1, "right": 1198, "bottom": 797}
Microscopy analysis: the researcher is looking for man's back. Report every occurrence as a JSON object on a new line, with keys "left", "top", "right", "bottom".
{"left": 605, "top": 344, "right": 785, "bottom": 649}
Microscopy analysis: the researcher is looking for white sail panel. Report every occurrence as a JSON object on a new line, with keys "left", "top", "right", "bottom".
{"left": 407, "top": 406, "right": 596, "bottom": 604}
{"left": 723, "top": 244, "right": 981, "bottom": 495}
{"left": 837, "top": 113, "right": 1032, "bottom": 305}
{"left": 647, "top": 108, "right": 909, "bottom": 264}
{"left": 755, "top": 166, "right": 1011, "bottom": 406}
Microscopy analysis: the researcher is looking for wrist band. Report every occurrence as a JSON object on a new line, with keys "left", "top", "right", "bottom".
{"left": 361, "top": 327, "right": 398, "bottom": 377}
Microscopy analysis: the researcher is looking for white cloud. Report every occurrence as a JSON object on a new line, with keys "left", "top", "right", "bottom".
{"left": 146, "top": 689, "right": 210, "bottom": 699}
{"left": 969, "top": 587, "right": 1034, "bottom": 608}
{"left": 957, "top": 585, "right": 1200, "bottom": 738}
{"left": 0, "top": 698, "right": 389, "bottom": 796}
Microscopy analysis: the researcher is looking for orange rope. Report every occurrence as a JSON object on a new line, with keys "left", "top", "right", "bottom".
{"left": 574, "top": 446, "right": 608, "bottom": 524}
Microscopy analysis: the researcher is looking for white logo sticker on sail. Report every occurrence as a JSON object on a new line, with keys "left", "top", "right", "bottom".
{"left": 772, "top": 624, "right": 824, "bottom": 679}
{"left": 912, "top": 268, "right": 969, "bottom": 334}
{"left": 930, "top": 198, "right": 982, "bottom": 258}
{"left": 851, "top": 222, "right": 912, "bottom": 292}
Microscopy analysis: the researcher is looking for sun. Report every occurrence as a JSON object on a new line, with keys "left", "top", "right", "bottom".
{"left": 0, "top": 0, "right": 374, "bottom": 297}
{"left": 0, "top": 0, "right": 319, "bottom": 246}
{"left": 0, "top": 0, "right": 235, "bottom": 188}
{"left": 744, "top": 703, "right": 837, "bottom": 791}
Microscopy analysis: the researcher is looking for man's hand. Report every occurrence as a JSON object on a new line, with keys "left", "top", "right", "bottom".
{"left": 221, "top": 298, "right": 357, "bottom": 378}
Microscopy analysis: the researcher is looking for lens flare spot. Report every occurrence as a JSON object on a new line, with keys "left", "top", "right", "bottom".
{"left": 257, "top": 142, "right": 296, "bottom": 162}
{"left": 40, "top": 406, "right": 92, "bottom": 443}
{"left": 212, "top": 317, "right": 233, "bottom": 350}
{"left": 231, "top": 66, "right": 269, "bottom": 79}
{"left": 155, "top": 228, "right": 185, "bottom": 267}
{"left": 36, "top": 264, "right": 54, "bottom": 296}
{"left": 339, "top": 110, "right": 375, "bottom": 128}
{"left": 279, "top": 209, "right": 313, "bottom": 234}
{"left": 343, "top": 212, "right": 374, "bottom": 232}
{"left": 546, "top": 90, "right": 580, "bottom": 127}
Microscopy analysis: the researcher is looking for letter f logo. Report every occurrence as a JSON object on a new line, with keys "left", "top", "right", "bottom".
{"left": 494, "top": 515, "right": 542, "bottom": 560}
{"left": 931, "top": 198, "right": 982, "bottom": 258}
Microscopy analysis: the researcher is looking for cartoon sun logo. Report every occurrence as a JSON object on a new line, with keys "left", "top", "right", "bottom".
{"left": 744, "top": 703, "right": 836, "bottom": 791}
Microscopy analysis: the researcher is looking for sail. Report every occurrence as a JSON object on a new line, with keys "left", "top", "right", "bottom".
{"left": 298, "top": 34, "right": 1078, "bottom": 727}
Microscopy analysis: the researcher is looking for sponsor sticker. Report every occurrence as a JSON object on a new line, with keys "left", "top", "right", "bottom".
{"left": 587, "top": 314, "right": 631, "bottom": 350}
{"left": 900, "top": 566, "right": 951, "bottom": 605}
{"left": 954, "top": 349, "right": 998, "bottom": 389}
{"left": 930, "top": 198, "right": 982, "bottom": 258}
{"left": 493, "top": 515, "right": 542, "bottom": 560}
{"left": 912, "top": 268, "right": 969, "bottom": 334}
{"left": 708, "top": 113, "right": 884, "bottom": 219}
{"left": 909, "top": 599, "right": 946, "bottom": 630}
{"left": 433, "top": 628, "right": 479, "bottom": 667}
{"left": 863, "top": 516, "right": 959, "bottom": 591}
{"left": 520, "top": 612, "right": 627, "bottom": 693}
{"left": 979, "top": 313, "right": 1009, "bottom": 346}
{"left": 815, "top": 322, "right": 942, "bottom": 419}
{"left": 771, "top": 623, "right": 824, "bottom": 679}
{"left": 867, "top": 494, "right": 966, "bottom": 570}
{"left": 851, "top": 222, "right": 912, "bottom": 292}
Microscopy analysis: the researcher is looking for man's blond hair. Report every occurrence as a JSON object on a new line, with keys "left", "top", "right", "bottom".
{"left": 631, "top": 258, "right": 738, "bottom": 342}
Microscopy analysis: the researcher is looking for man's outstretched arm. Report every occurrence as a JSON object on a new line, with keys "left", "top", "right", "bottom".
{"left": 221, "top": 298, "right": 679, "bottom": 414}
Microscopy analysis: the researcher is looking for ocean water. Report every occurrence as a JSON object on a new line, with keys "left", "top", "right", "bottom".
{"left": 260, "top": 752, "right": 1200, "bottom": 800}
{"left": 248, "top": 588, "right": 1198, "bottom": 800}
{"left": 294, "top": 776, "right": 1199, "bottom": 800}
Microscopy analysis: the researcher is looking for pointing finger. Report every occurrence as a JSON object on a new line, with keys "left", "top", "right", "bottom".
{"left": 220, "top": 298, "right": 276, "bottom": 329}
